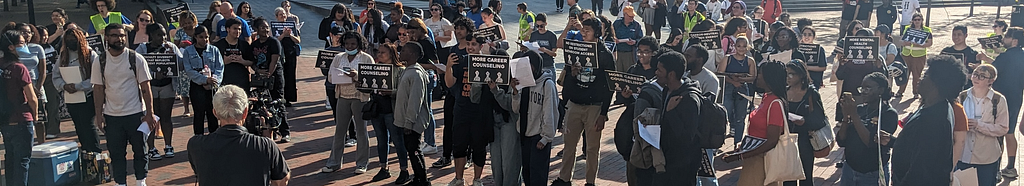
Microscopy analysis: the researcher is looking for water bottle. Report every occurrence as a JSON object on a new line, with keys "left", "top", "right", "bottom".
{"left": 202, "top": 65, "right": 211, "bottom": 77}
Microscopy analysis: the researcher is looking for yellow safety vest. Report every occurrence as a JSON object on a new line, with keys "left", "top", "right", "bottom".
{"left": 90, "top": 12, "right": 124, "bottom": 35}
{"left": 901, "top": 26, "right": 931, "bottom": 57}
{"left": 519, "top": 11, "right": 536, "bottom": 41}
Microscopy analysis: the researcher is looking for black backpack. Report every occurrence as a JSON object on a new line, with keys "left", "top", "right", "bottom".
{"left": 691, "top": 86, "right": 729, "bottom": 149}
{"left": 201, "top": 13, "right": 219, "bottom": 31}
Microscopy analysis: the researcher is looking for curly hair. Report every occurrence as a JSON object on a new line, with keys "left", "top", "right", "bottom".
{"left": 90, "top": 0, "right": 116, "bottom": 12}
{"left": 340, "top": 31, "right": 369, "bottom": 51}
{"left": 864, "top": 72, "right": 892, "bottom": 101}
{"left": 926, "top": 55, "right": 968, "bottom": 101}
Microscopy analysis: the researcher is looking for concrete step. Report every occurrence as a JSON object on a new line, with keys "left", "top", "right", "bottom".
{"left": 744, "top": 0, "right": 1005, "bottom": 13}
{"left": 291, "top": 0, "right": 432, "bottom": 19}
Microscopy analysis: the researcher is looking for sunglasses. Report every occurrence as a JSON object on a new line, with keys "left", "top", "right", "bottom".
{"left": 431, "top": 8, "right": 441, "bottom": 11}
{"left": 536, "top": 24, "right": 546, "bottom": 28}
{"left": 140, "top": 18, "right": 152, "bottom": 23}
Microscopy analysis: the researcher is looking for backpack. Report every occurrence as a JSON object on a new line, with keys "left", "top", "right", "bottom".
{"left": 958, "top": 90, "right": 1001, "bottom": 119}
{"left": 692, "top": 84, "right": 729, "bottom": 149}
{"left": 201, "top": 13, "right": 219, "bottom": 32}
{"left": 99, "top": 50, "right": 145, "bottom": 101}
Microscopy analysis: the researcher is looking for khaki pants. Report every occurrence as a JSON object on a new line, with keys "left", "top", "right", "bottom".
{"left": 558, "top": 101, "right": 604, "bottom": 184}
{"left": 738, "top": 154, "right": 780, "bottom": 186}
{"left": 615, "top": 51, "right": 636, "bottom": 72}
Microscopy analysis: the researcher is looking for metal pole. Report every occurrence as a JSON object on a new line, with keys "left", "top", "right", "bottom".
{"left": 971, "top": 0, "right": 975, "bottom": 16}
{"left": 926, "top": 0, "right": 932, "bottom": 27}
{"left": 999, "top": 0, "right": 1004, "bottom": 19}
{"left": 4, "top": 0, "right": 9, "bottom": 12}
{"left": 27, "top": 0, "right": 35, "bottom": 24}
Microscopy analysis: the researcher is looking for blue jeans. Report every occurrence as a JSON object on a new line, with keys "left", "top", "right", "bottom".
{"left": 696, "top": 149, "right": 719, "bottom": 186}
{"left": 840, "top": 161, "right": 889, "bottom": 186}
{"left": 371, "top": 113, "right": 408, "bottom": 169}
{"left": 957, "top": 161, "right": 999, "bottom": 186}
{"left": 105, "top": 112, "right": 149, "bottom": 184}
{"left": 2, "top": 121, "right": 34, "bottom": 186}
{"left": 424, "top": 71, "right": 437, "bottom": 147}
{"left": 723, "top": 84, "right": 752, "bottom": 142}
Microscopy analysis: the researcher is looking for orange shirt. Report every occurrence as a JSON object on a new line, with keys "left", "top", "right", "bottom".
{"left": 953, "top": 102, "right": 969, "bottom": 131}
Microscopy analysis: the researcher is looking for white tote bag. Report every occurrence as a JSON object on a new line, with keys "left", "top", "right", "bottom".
{"left": 763, "top": 99, "right": 806, "bottom": 185}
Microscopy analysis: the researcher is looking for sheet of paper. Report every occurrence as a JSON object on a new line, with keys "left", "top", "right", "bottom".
{"left": 58, "top": 67, "right": 87, "bottom": 104}
{"left": 521, "top": 41, "right": 542, "bottom": 53}
{"left": 138, "top": 115, "right": 159, "bottom": 137}
{"left": 952, "top": 168, "right": 978, "bottom": 186}
{"left": 637, "top": 120, "right": 662, "bottom": 149}
{"left": 434, "top": 63, "right": 447, "bottom": 73}
{"left": 509, "top": 57, "right": 535, "bottom": 90}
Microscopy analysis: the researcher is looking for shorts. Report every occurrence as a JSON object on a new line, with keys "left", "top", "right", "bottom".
{"left": 151, "top": 84, "right": 176, "bottom": 99}
{"left": 1007, "top": 98, "right": 1022, "bottom": 134}
{"left": 452, "top": 111, "right": 493, "bottom": 166}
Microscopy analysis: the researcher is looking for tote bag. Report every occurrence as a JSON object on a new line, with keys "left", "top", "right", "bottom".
{"left": 763, "top": 99, "right": 806, "bottom": 185}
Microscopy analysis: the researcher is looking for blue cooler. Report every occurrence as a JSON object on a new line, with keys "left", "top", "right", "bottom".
{"left": 28, "top": 141, "right": 80, "bottom": 186}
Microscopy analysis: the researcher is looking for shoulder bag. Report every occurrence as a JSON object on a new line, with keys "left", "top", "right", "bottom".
{"left": 763, "top": 99, "right": 806, "bottom": 185}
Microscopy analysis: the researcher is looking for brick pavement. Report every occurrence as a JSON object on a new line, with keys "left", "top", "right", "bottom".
{"left": 5, "top": 1, "right": 1024, "bottom": 186}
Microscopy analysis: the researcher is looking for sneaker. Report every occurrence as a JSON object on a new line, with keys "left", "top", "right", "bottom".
{"left": 137, "top": 178, "right": 147, "bottom": 186}
{"left": 464, "top": 161, "right": 473, "bottom": 168}
{"left": 372, "top": 168, "right": 392, "bottom": 181}
{"left": 148, "top": 149, "right": 162, "bottom": 161}
{"left": 576, "top": 153, "right": 586, "bottom": 161}
{"left": 448, "top": 178, "right": 465, "bottom": 186}
{"left": 473, "top": 180, "right": 484, "bottom": 186}
{"left": 1003, "top": 168, "right": 1019, "bottom": 178}
{"left": 354, "top": 166, "right": 368, "bottom": 174}
{"left": 550, "top": 178, "right": 572, "bottom": 186}
{"left": 325, "top": 100, "right": 333, "bottom": 110}
{"left": 421, "top": 145, "right": 439, "bottom": 155}
{"left": 345, "top": 139, "right": 358, "bottom": 147}
{"left": 321, "top": 166, "right": 339, "bottom": 173}
{"left": 45, "top": 134, "right": 57, "bottom": 139}
{"left": 395, "top": 170, "right": 412, "bottom": 185}
{"left": 835, "top": 162, "right": 844, "bottom": 168}
{"left": 163, "top": 147, "right": 175, "bottom": 158}
{"left": 432, "top": 157, "right": 452, "bottom": 168}
{"left": 278, "top": 135, "right": 291, "bottom": 143}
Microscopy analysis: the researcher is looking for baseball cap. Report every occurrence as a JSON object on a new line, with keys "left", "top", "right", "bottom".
{"left": 876, "top": 24, "right": 892, "bottom": 35}
{"left": 330, "top": 26, "right": 346, "bottom": 35}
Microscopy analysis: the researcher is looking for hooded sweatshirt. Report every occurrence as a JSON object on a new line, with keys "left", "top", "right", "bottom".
{"left": 491, "top": 71, "right": 559, "bottom": 145}
{"left": 394, "top": 63, "right": 431, "bottom": 133}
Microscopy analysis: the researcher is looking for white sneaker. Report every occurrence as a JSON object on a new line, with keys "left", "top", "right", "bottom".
{"left": 448, "top": 178, "right": 465, "bottom": 186}
{"left": 345, "top": 139, "right": 357, "bottom": 147}
{"left": 473, "top": 180, "right": 484, "bottom": 186}
{"left": 45, "top": 134, "right": 57, "bottom": 139}
{"left": 137, "top": 178, "right": 147, "bottom": 186}
{"left": 354, "top": 166, "right": 368, "bottom": 174}
{"left": 421, "top": 145, "right": 439, "bottom": 155}
{"left": 325, "top": 100, "right": 333, "bottom": 110}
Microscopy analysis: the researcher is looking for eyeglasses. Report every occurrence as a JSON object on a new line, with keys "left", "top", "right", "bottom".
{"left": 972, "top": 74, "right": 993, "bottom": 80}
{"left": 857, "top": 86, "right": 873, "bottom": 94}
{"left": 431, "top": 8, "right": 441, "bottom": 11}
{"left": 107, "top": 34, "right": 127, "bottom": 37}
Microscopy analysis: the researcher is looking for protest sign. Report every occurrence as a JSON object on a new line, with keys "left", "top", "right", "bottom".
{"left": 467, "top": 54, "right": 511, "bottom": 85}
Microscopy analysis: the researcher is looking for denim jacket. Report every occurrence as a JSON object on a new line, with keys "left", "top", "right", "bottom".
{"left": 180, "top": 45, "right": 225, "bottom": 85}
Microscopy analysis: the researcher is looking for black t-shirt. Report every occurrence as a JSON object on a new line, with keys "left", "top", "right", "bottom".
{"left": 836, "top": 62, "right": 884, "bottom": 95}
{"left": 530, "top": 31, "right": 559, "bottom": 68}
{"left": 805, "top": 46, "right": 829, "bottom": 87}
{"left": 856, "top": 0, "right": 874, "bottom": 20}
{"left": 188, "top": 125, "right": 290, "bottom": 186}
{"left": 940, "top": 46, "right": 980, "bottom": 71}
{"left": 877, "top": 4, "right": 899, "bottom": 26}
{"left": 213, "top": 39, "right": 255, "bottom": 89}
{"left": 842, "top": 0, "right": 857, "bottom": 20}
{"left": 280, "top": 36, "right": 300, "bottom": 56}
{"left": 45, "top": 24, "right": 64, "bottom": 50}
{"left": 250, "top": 38, "right": 282, "bottom": 70}
{"left": 841, "top": 103, "right": 898, "bottom": 173}
{"left": 416, "top": 39, "right": 438, "bottom": 65}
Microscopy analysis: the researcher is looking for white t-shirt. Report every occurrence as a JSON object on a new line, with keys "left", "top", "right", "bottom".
{"left": 91, "top": 50, "right": 153, "bottom": 116}
{"left": 900, "top": 0, "right": 920, "bottom": 26}
{"left": 424, "top": 18, "right": 452, "bottom": 38}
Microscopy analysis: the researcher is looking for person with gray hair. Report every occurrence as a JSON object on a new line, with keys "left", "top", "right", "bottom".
{"left": 187, "top": 85, "right": 291, "bottom": 186}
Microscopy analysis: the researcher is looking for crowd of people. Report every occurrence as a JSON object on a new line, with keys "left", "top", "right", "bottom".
{"left": 2, "top": 0, "right": 1024, "bottom": 185}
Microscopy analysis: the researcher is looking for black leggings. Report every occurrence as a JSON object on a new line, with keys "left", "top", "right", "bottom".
{"left": 442, "top": 97, "right": 455, "bottom": 158}
{"left": 592, "top": 0, "right": 604, "bottom": 14}
{"left": 556, "top": 0, "right": 565, "bottom": 9}
{"left": 190, "top": 83, "right": 218, "bottom": 135}
{"left": 284, "top": 54, "right": 298, "bottom": 102}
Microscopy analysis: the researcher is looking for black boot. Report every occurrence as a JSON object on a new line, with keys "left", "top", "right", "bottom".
{"left": 394, "top": 170, "right": 411, "bottom": 185}
{"left": 371, "top": 168, "right": 392, "bottom": 181}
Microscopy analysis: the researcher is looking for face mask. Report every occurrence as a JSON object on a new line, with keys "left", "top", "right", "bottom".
{"left": 15, "top": 45, "right": 31, "bottom": 56}
{"left": 346, "top": 49, "right": 359, "bottom": 55}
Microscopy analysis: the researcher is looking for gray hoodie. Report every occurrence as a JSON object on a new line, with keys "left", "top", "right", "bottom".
{"left": 491, "top": 71, "right": 559, "bottom": 145}
{"left": 394, "top": 63, "right": 431, "bottom": 133}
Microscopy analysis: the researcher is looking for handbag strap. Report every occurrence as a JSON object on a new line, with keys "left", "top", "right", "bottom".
{"left": 768, "top": 98, "right": 790, "bottom": 134}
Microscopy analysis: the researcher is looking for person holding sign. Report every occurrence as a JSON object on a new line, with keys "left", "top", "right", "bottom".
{"left": 494, "top": 51, "right": 558, "bottom": 186}
{"left": 979, "top": 20, "right": 1009, "bottom": 63}
{"left": 443, "top": 34, "right": 496, "bottom": 186}
{"left": 214, "top": 18, "right": 256, "bottom": 91}
{"left": 611, "top": 36, "right": 659, "bottom": 184}
{"left": 478, "top": 7, "right": 508, "bottom": 51}
{"left": 275, "top": 7, "right": 302, "bottom": 105}
{"left": 181, "top": 26, "right": 224, "bottom": 136}
{"left": 52, "top": 28, "right": 103, "bottom": 153}
{"left": 322, "top": 31, "right": 374, "bottom": 174}
{"left": 366, "top": 43, "right": 414, "bottom": 184}
{"left": 756, "top": 27, "right": 805, "bottom": 73}
{"left": 552, "top": 18, "right": 616, "bottom": 186}
{"left": 799, "top": 26, "right": 828, "bottom": 88}
{"left": 717, "top": 34, "right": 756, "bottom": 142}
{"left": 899, "top": 13, "right": 932, "bottom": 98}
{"left": 134, "top": 23, "right": 182, "bottom": 161}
